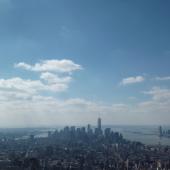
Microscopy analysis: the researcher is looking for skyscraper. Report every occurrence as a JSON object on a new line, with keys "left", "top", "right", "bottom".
{"left": 97, "top": 117, "right": 101, "bottom": 130}
{"left": 159, "top": 126, "right": 163, "bottom": 137}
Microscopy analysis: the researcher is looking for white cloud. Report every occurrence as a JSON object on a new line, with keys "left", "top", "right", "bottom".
{"left": 136, "top": 87, "right": 170, "bottom": 122}
{"left": 1, "top": 59, "right": 170, "bottom": 126}
{"left": 0, "top": 92, "right": 132, "bottom": 127}
{"left": 0, "top": 77, "right": 44, "bottom": 94}
{"left": 40, "top": 72, "right": 72, "bottom": 84}
{"left": 0, "top": 59, "right": 86, "bottom": 127}
{"left": 1, "top": 85, "right": 170, "bottom": 127}
{"left": 10, "top": 59, "right": 82, "bottom": 95}
{"left": 0, "top": 59, "right": 82, "bottom": 104}
{"left": 143, "top": 86, "right": 170, "bottom": 102}
{"left": 15, "top": 62, "right": 32, "bottom": 70}
{"left": 155, "top": 76, "right": 170, "bottom": 81}
{"left": 0, "top": 77, "right": 68, "bottom": 95}
{"left": 121, "top": 76, "right": 145, "bottom": 85}
{"left": 15, "top": 59, "right": 82, "bottom": 73}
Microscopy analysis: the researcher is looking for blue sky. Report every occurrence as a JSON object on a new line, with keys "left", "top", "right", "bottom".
{"left": 0, "top": 0, "right": 170, "bottom": 127}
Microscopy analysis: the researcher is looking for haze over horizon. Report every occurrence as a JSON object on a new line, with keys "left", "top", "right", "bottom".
{"left": 0, "top": 0, "right": 170, "bottom": 127}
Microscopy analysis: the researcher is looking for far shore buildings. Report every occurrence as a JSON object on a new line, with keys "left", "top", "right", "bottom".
{"left": 159, "top": 126, "right": 170, "bottom": 138}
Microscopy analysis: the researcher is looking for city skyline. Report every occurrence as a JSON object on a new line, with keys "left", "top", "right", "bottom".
{"left": 0, "top": 0, "right": 170, "bottom": 127}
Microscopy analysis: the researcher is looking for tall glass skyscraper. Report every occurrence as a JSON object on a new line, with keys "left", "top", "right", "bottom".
{"left": 97, "top": 117, "right": 101, "bottom": 130}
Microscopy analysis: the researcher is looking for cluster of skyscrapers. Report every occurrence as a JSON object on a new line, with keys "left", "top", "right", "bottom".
{"left": 159, "top": 126, "right": 170, "bottom": 137}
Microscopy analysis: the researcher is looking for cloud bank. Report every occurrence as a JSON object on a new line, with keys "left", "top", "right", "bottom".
{"left": 15, "top": 59, "right": 82, "bottom": 73}
{"left": 0, "top": 61, "right": 170, "bottom": 127}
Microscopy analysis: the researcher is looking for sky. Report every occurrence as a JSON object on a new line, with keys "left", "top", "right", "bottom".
{"left": 0, "top": 0, "right": 170, "bottom": 127}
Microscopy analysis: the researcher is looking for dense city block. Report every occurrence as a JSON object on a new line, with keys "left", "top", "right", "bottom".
{"left": 0, "top": 119, "right": 170, "bottom": 170}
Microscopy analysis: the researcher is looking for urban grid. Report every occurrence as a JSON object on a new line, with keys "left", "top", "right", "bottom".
{"left": 0, "top": 118, "right": 170, "bottom": 170}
